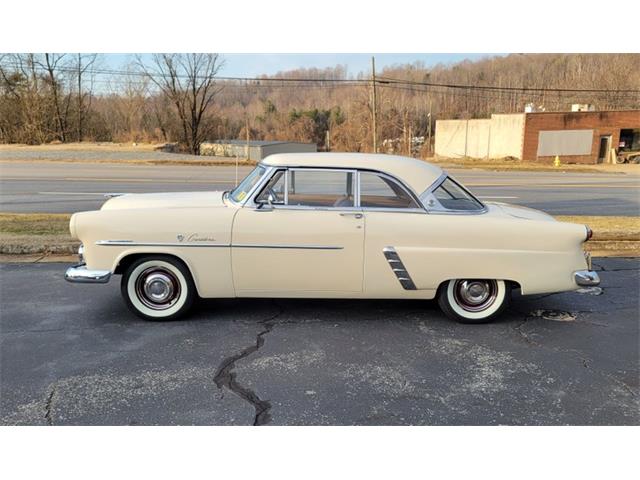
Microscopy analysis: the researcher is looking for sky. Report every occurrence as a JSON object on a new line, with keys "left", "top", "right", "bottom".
{"left": 104, "top": 53, "right": 496, "bottom": 77}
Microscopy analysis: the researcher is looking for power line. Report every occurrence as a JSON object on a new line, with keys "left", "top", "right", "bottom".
{"left": 2, "top": 60, "right": 639, "bottom": 95}
{"left": 377, "top": 75, "right": 640, "bottom": 95}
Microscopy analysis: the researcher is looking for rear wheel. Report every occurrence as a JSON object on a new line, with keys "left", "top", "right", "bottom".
{"left": 121, "top": 256, "right": 195, "bottom": 321}
{"left": 437, "top": 279, "right": 510, "bottom": 324}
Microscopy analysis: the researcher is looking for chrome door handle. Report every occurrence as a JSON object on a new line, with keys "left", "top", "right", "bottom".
{"left": 340, "top": 212, "right": 363, "bottom": 219}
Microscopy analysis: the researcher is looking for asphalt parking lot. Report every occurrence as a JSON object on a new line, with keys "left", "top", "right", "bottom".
{"left": 1, "top": 258, "right": 638, "bottom": 426}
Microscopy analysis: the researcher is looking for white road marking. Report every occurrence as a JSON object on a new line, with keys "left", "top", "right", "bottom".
{"left": 38, "top": 192, "right": 109, "bottom": 196}
{"left": 477, "top": 196, "right": 519, "bottom": 199}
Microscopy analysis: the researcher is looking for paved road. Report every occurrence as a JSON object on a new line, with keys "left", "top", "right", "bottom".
{"left": 1, "top": 259, "right": 638, "bottom": 425}
{"left": 1, "top": 161, "right": 639, "bottom": 215}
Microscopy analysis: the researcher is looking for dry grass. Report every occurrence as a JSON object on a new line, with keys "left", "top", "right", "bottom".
{"left": 2, "top": 213, "right": 638, "bottom": 258}
{"left": 555, "top": 216, "right": 640, "bottom": 256}
{"left": 0, "top": 213, "right": 76, "bottom": 254}
{"left": 427, "top": 156, "right": 607, "bottom": 173}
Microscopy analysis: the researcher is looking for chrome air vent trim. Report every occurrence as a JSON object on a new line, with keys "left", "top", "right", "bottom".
{"left": 382, "top": 246, "right": 417, "bottom": 290}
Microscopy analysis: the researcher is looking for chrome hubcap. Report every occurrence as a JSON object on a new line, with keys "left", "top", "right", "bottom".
{"left": 135, "top": 267, "right": 181, "bottom": 310}
{"left": 453, "top": 279, "right": 498, "bottom": 312}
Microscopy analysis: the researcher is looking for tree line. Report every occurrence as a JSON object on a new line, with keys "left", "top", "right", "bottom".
{"left": 1, "top": 53, "right": 639, "bottom": 155}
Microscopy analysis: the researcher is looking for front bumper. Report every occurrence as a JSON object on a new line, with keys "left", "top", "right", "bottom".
{"left": 64, "top": 263, "right": 111, "bottom": 284}
{"left": 574, "top": 270, "right": 600, "bottom": 287}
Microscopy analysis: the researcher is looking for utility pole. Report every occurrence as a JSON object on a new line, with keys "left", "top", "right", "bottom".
{"left": 371, "top": 56, "right": 378, "bottom": 153}
{"left": 427, "top": 98, "right": 432, "bottom": 157}
{"left": 77, "top": 53, "right": 82, "bottom": 142}
{"left": 245, "top": 116, "right": 250, "bottom": 161}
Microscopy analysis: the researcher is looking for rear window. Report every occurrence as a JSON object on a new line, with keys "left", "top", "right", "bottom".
{"left": 421, "top": 177, "right": 484, "bottom": 212}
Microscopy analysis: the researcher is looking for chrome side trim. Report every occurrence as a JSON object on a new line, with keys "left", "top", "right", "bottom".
{"left": 382, "top": 247, "right": 417, "bottom": 290}
{"left": 65, "top": 263, "right": 111, "bottom": 284}
{"left": 96, "top": 240, "right": 343, "bottom": 250}
{"left": 96, "top": 240, "right": 230, "bottom": 248}
{"left": 233, "top": 244, "right": 344, "bottom": 250}
{"left": 104, "top": 193, "right": 127, "bottom": 198}
{"left": 574, "top": 270, "right": 600, "bottom": 287}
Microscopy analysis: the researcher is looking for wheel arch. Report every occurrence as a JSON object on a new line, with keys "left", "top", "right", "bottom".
{"left": 113, "top": 251, "right": 202, "bottom": 296}
{"left": 436, "top": 277, "right": 521, "bottom": 293}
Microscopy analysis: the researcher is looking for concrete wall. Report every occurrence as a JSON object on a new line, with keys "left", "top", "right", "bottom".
{"left": 488, "top": 114, "right": 525, "bottom": 158}
{"left": 434, "top": 120, "right": 468, "bottom": 158}
{"left": 435, "top": 114, "right": 525, "bottom": 159}
{"left": 201, "top": 142, "right": 316, "bottom": 161}
{"left": 260, "top": 142, "right": 316, "bottom": 159}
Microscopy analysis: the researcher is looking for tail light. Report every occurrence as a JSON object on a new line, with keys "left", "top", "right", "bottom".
{"left": 585, "top": 226, "right": 593, "bottom": 241}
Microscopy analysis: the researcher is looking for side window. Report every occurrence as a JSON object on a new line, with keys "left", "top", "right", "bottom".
{"left": 255, "top": 170, "right": 286, "bottom": 204}
{"left": 288, "top": 170, "right": 355, "bottom": 207}
{"left": 422, "top": 177, "right": 484, "bottom": 212}
{"left": 359, "top": 172, "right": 419, "bottom": 209}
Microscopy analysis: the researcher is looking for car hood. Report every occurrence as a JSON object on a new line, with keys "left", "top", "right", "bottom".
{"left": 101, "top": 191, "right": 226, "bottom": 210}
{"left": 485, "top": 202, "right": 556, "bottom": 221}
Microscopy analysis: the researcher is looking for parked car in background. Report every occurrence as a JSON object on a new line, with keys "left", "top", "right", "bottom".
{"left": 64, "top": 153, "right": 599, "bottom": 323}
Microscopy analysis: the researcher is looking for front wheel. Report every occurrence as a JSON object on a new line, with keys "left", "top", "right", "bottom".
{"left": 437, "top": 279, "right": 510, "bottom": 324}
{"left": 121, "top": 256, "right": 196, "bottom": 321}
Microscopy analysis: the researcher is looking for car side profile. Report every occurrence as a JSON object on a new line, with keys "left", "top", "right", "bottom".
{"left": 65, "top": 153, "right": 599, "bottom": 323}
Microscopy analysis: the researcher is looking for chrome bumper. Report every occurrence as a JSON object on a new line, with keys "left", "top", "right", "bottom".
{"left": 574, "top": 270, "right": 600, "bottom": 287}
{"left": 64, "top": 263, "right": 111, "bottom": 284}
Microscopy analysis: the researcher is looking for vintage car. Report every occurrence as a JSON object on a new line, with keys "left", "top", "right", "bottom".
{"left": 65, "top": 153, "right": 599, "bottom": 323}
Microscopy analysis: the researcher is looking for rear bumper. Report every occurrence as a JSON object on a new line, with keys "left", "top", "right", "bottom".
{"left": 64, "top": 263, "right": 111, "bottom": 284}
{"left": 574, "top": 270, "right": 600, "bottom": 287}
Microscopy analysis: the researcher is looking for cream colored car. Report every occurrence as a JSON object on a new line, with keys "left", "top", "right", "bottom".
{"left": 65, "top": 153, "right": 599, "bottom": 323}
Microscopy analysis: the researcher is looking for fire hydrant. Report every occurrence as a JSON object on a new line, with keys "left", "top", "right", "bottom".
{"left": 554, "top": 155, "right": 561, "bottom": 168}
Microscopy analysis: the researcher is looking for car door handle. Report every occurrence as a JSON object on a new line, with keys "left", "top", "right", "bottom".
{"left": 340, "top": 213, "right": 363, "bottom": 219}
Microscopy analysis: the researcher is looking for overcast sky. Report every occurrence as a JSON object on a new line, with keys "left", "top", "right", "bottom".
{"left": 104, "top": 53, "right": 497, "bottom": 77}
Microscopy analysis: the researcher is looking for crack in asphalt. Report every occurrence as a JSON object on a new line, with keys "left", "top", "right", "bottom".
{"left": 213, "top": 302, "right": 284, "bottom": 426}
{"left": 44, "top": 385, "right": 56, "bottom": 426}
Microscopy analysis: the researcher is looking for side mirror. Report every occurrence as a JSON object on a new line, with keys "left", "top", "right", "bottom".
{"left": 256, "top": 193, "right": 275, "bottom": 211}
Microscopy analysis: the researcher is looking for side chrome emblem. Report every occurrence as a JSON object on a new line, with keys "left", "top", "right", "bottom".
{"left": 383, "top": 246, "right": 417, "bottom": 290}
{"left": 177, "top": 234, "right": 184, "bottom": 242}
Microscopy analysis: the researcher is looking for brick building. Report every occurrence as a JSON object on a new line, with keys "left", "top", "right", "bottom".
{"left": 435, "top": 110, "right": 640, "bottom": 164}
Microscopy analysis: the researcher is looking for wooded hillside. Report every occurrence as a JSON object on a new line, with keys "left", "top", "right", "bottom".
{"left": 1, "top": 53, "right": 639, "bottom": 154}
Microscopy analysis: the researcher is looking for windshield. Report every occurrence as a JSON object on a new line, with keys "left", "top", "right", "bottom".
{"left": 229, "top": 165, "right": 266, "bottom": 203}
{"left": 421, "top": 176, "right": 484, "bottom": 212}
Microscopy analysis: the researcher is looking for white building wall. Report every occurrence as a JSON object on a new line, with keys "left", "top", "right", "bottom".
{"left": 488, "top": 114, "right": 525, "bottom": 159}
{"left": 435, "top": 113, "right": 525, "bottom": 159}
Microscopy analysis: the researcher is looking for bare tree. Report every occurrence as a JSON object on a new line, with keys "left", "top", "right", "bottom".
{"left": 136, "top": 53, "right": 223, "bottom": 154}
{"left": 34, "top": 54, "right": 70, "bottom": 142}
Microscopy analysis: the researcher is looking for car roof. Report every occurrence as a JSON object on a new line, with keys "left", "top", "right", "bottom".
{"left": 261, "top": 153, "right": 443, "bottom": 194}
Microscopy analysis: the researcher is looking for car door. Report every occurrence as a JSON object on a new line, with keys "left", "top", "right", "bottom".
{"left": 231, "top": 168, "right": 364, "bottom": 295}
{"left": 357, "top": 170, "right": 431, "bottom": 297}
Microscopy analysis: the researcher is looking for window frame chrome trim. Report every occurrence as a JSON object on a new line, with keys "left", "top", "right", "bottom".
{"left": 248, "top": 165, "right": 427, "bottom": 213}
{"left": 357, "top": 169, "right": 425, "bottom": 213}
{"left": 229, "top": 164, "right": 276, "bottom": 208}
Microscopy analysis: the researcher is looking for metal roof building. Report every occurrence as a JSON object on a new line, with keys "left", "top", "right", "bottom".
{"left": 200, "top": 140, "right": 317, "bottom": 161}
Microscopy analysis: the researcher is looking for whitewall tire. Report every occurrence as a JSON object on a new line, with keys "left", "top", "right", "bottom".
{"left": 437, "top": 279, "right": 510, "bottom": 324}
{"left": 121, "top": 256, "right": 196, "bottom": 321}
